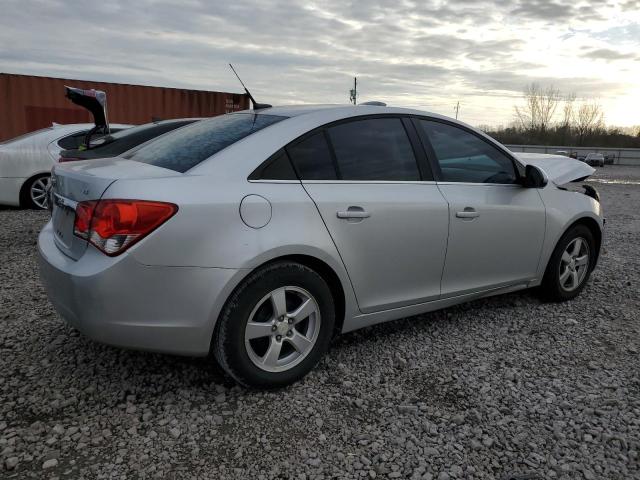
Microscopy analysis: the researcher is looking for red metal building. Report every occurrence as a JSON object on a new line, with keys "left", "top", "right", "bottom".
{"left": 0, "top": 73, "right": 250, "bottom": 142}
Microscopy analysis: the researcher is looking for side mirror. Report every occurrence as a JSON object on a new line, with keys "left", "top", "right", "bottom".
{"left": 523, "top": 164, "right": 548, "bottom": 188}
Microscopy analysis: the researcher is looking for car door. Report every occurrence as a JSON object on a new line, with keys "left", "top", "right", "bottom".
{"left": 287, "top": 116, "right": 449, "bottom": 313}
{"left": 416, "top": 119, "right": 546, "bottom": 298}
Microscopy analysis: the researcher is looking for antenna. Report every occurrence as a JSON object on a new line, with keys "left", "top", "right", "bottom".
{"left": 454, "top": 101, "right": 460, "bottom": 120}
{"left": 228, "top": 64, "right": 272, "bottom": 110}
{"left": 349, "top": 77, "right": 357, "bottom": 105}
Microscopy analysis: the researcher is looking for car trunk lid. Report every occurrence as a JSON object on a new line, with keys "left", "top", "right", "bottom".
{"left": 65, "top": 86, "right": 109, "bottom": 131}
{"left": 512, "top": 152, "right": 596, "bottom": 185}
{"left": 50, "top": 158, "right": 178, "bottom": 259}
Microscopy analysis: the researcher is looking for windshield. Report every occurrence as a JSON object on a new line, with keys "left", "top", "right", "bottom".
{"left": 126, "top": 113, "right": 286, "bottom": 172}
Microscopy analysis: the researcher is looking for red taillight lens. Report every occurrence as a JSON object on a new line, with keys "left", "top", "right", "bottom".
{"left": 73, "top": 201, "right": 97, "bottom": 239}
{"left": 73, "top": 200, "right": 177, "bottom": 256}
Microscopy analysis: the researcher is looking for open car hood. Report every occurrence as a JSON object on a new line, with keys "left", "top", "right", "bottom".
{"left": 512, "top": 152, "right": 596, "bottom": 185}
{"left": 65, "top": 86, "right": 108, "bottom": 131}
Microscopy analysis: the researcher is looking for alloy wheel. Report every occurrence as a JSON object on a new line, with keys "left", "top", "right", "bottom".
{"left": 244, "top": 286, "right": 321, "bottom": 373}
{"left": 559, "top": 237, "right": 590, "bottom": 292}
{"left": 30, "top": 176, "right": 50, "bottom": 209}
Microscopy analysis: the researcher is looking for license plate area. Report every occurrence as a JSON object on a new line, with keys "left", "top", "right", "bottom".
{"left": 52, "top": 196, "right": 77, "bottom": 250}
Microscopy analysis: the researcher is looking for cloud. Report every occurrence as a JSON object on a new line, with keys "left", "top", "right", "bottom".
{"left": 0, "top": 0, "right": 638, "bottom": 125}
{"left": 621, "top": 0, "right": 640, "bottom": 11}
{"left": 582, "top": 48, "right": 638, "bottom": 61}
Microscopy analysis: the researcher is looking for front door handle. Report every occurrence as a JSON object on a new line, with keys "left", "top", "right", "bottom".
{"left": 337, "top": 206, "right": 370, "bottom": 220}
{"left": 456, "top": 207, "right": 480, "bottom": 219}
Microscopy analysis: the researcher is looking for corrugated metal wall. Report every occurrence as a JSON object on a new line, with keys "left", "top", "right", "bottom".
{"left": 0, "top": 73, "right": 250, "bottom": 141}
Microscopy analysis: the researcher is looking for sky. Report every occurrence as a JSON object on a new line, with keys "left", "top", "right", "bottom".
{"left": 1, "top": 0, "right": 639, "bottom": 127}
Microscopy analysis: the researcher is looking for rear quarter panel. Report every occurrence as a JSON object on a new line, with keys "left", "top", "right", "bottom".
{"left": 102, "top": 175, "right": 360, "bottom": 322}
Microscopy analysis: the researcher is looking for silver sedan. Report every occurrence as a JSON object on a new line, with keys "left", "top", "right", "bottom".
{"left": 38, "top": 105, "right": 603, "bottom": 388}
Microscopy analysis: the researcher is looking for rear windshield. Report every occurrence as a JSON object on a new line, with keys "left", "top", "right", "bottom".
{"left": 107, "top": 120, "right": 189, "bottom": 141}
{"left": 126, "top": 113, "right": 286, "bottom": 172}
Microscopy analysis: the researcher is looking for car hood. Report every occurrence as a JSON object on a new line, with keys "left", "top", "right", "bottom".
{"left": 512, "top": 152, "right": 595, "bottom": 185}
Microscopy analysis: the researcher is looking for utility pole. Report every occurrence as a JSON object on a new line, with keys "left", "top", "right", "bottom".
{"left": 349, "top": 77, "right": 357, "bottom": 105}
{"left": 454, "top": 101, "right": 460, "bottom": 120}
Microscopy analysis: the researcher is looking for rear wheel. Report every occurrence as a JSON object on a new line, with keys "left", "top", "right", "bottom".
{"left": 22, "top": 174, "right": 50, "bottom": 210}
{"left": 213, "top": 261, "right": 335, "bottom": 388}
{"left": 540, "top": 224, "right": 595, "bottom": 301}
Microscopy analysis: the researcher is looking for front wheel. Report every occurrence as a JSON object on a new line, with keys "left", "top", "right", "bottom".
{"left": 213, "top": 261, "right": 335, "bottom": 388}
{"left": 540, "top": 224, "right": 596, "bottom": 301}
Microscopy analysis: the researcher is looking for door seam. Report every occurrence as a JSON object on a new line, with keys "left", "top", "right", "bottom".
{"left": 435, "top": 182, "right": 451, "bottom": 300}
{"left": 298, "top": 181, "right": 363, "bottom": 313}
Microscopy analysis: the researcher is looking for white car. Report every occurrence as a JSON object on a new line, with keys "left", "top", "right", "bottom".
{"left": 0, "top": 123, "right": 131, "bottom": 209}
{"left": 584, "top": 152, "right": 605, "bottom": 168}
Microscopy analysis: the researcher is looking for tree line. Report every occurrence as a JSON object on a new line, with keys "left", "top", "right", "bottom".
{"left": 481, "top": 84, "right": 640, "bottom": 148}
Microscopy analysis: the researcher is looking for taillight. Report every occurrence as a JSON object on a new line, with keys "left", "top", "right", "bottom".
{"left": 73, "top": 200, "right": 177, "bottom": 256}
{"left": 73, "top": 201, "right": 97, "bottom": 239}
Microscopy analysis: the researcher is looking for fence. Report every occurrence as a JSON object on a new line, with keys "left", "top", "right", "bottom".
{"left": 0, "top": 73, "right": 250, "bottom": 142}
{"left": 505, "top": 144, "right": 640, "bottom": 166}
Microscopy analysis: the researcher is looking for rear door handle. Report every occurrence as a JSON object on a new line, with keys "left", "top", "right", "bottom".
{"left": 456, "top": 207, "right": 480, "bottom": 219}
{"left": 337, "top": 207, "right": 370, "bottom": 219}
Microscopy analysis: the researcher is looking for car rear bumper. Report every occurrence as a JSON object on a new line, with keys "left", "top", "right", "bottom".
{"left": 37, "top": 220, "right": 241, "bottom": 356}
{"left": 0, "top": 177, "right": 26, "bottom": 206}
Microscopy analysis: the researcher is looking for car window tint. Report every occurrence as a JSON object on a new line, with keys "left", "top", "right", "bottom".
{"left": 127, "top": 114, "right": 285, "bottom": 173}
{"left": 255, "top": 151, "right": 298, "bottom": 180}
{"left": 287, "top": 132, "right": 337, "bottom": 180}
{"left": 327, "top": 118, "right": 420, "bottom": 181}
{"left": 420, "top": 120, "right": 517, "bottom": 184}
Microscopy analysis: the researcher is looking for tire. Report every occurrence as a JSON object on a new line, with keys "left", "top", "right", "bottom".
{"left": 213, "top": 261, "right": 335, "bottom": 388}
{"left": 540, "top": 224, "right": 596, "bottom": 302}
{"left": 22, "top": 174, "right": 51, "bottom": 210}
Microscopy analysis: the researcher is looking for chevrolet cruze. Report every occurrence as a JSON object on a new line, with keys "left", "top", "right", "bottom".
{"left": 38, "top": 104, "right": 603, "bottom": 388}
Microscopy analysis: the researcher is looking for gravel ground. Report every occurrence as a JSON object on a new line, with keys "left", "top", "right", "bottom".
{"left": 1, "top": 166, "right": 639, "bottom": 480}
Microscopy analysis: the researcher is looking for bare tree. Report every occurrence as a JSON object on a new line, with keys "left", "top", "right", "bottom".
{"left": 561, "top": 93, "right": 576, "bottom": 129}
{"left": 559, "top": 93, "right": 576, "bottom": 143}
{"left": 575, "top": 101, "right": 604, "bottom": 145}
{"left": 514, "top": 83, "right": 561, "bottom": 134}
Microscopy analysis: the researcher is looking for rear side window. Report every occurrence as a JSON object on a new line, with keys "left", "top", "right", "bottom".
{"left": 127, "top": 114, "right": 285, "bottom": 172}
{"left": 287, "top": 132, "right": 337, "bottom": 180}
{"left": 420, "top": 120, "right": 517, "bottom": 184}
{"left": 250, "top": 150, "right": 298, "bottom": 180}
{"left": 327, "top": 118, "right": 420, "bottom": 181}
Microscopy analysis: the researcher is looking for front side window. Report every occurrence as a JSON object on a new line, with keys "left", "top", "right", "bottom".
{"left": 127, "top": 113, "right": 285, "bottom": 172}
{"left": 420, "top": 120, "right": 517, "bottom": 184}
{"left": 327, "top": 118, "right": 420, "bottom": 181}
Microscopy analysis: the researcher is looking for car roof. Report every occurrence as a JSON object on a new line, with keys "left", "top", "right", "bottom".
{"left": 233, "top": 104, "right": 451, "bottom": 121}
{"left": 189, "top": 103, "right": 513, "bottom": 176}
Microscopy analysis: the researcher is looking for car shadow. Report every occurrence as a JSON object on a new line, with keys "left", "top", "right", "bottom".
{"left": 42, "top": 288, "right": 541, "bottom": 398}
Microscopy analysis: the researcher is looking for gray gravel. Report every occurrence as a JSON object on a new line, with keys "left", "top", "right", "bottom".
{"left": 1, "top": 166, "right": 639, "bottom": 479}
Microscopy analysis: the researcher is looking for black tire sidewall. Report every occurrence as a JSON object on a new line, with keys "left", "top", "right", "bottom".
{"left": 542, "top": 224, "right": 595, "bottom": 301}
{"left": 214, "top": 262, "right": 335, "bottom": 388}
